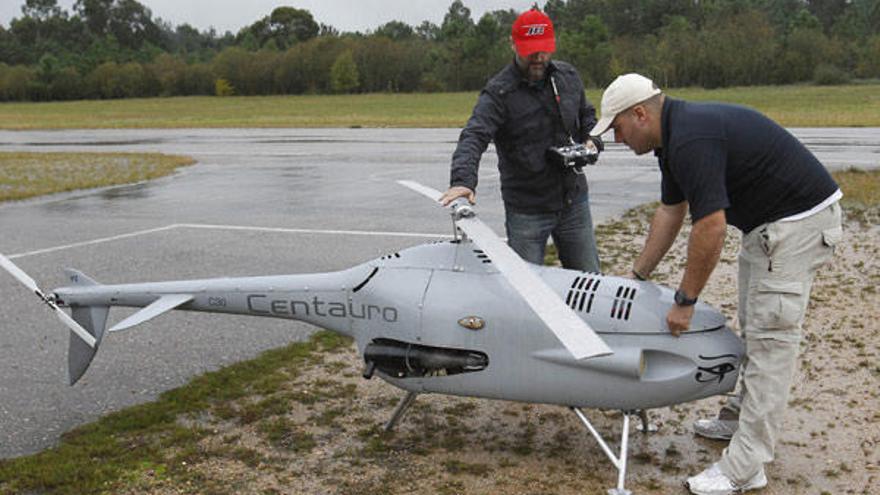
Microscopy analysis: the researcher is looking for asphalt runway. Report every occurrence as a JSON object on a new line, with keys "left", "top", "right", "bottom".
{"left": 0, "top": 127, "right": 877, "bottom": 458}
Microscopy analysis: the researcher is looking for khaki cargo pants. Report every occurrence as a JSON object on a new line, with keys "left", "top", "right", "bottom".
{"left": 718, "top": 202, "right": 843, "bottom": 484}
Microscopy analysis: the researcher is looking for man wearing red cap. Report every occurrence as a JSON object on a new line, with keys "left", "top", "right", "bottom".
{"left": 440, "top": 8, "right": 603, "bottom": 272}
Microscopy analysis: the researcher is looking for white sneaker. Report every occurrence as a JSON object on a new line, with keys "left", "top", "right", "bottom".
{"left": 686, "top": 463, "right": 768, "bottom": 495}
{"left": 693, "top": 418, "right": 739, "bottom": 440}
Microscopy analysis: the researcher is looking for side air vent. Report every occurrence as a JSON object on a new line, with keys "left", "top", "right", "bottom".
{"left": 610, "top": 285, "right": 638, "bottom": 320}
{"left": 379, "top": 252, "right": 401, "bottom": 260}
{"left": 473, "top": 249, "right": 492, "bottom": 264}
{"left": 565, "top": 276, "right": 600, "bottom": 314}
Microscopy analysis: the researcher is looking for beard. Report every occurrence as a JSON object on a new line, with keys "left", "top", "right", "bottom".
{"left": 527, "top": 61, "right": 547, "bottom": 81}
{"left": 515, "top": 54, "right": 550, "bottom": 82}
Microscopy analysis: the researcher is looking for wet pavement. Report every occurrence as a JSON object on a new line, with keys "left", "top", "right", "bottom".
{"left": 0, "top": 127, "right": 878, "bottom": 458}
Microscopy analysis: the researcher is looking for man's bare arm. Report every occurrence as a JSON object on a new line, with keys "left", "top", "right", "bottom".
{"left": 666, "top": 209, "right": 727, "bottom": 335}
{"left": 679, "top": 209, "right": 727, "bottom": 300}
{"left": 632, "top": 201, "right": 688, "bottom": 278}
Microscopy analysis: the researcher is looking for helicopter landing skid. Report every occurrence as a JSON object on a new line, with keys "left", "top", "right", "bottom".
{"left": 571, "top": 407, "right": 634, "bottom": 495}
{"left": 384, "top": 392, "right": 649, "bottom": 492}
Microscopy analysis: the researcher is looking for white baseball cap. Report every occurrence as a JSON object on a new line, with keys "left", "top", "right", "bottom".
{"left": 590, "top": 73, "right": 662, "bottom": 137}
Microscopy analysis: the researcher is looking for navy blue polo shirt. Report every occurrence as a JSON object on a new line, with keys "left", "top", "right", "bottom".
{"left": 657, "top": 98, "right": 838, "bottom": 233}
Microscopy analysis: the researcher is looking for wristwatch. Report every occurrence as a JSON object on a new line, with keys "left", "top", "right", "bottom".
{"left": 674, "top": 289, "right": 698, "bottom": 306}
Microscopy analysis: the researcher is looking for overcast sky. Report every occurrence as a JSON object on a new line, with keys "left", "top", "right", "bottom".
{"left": 1, "top": 1, "right": 543, "bottom": 34}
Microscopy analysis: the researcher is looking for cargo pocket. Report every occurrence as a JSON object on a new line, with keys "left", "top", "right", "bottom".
{"left": 750, "top": 280, "right": 807, "bottom": 330}
{"left": 822, "top": 225, "right": 843, "bottom": 250}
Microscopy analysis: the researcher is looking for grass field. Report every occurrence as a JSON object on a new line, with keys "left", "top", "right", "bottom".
{"left": 0, "top": 152, "right": 196, "bottom": 202}
{"left": 0, "top": 83, "right": 878, "bottom": 130}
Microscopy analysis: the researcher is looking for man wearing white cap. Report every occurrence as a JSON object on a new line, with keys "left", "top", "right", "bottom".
{"left": 590, "top": 73, "right": 843, "bottom": 495}
{"left": 440, "top": 8, "right": 603, "bottom": 272}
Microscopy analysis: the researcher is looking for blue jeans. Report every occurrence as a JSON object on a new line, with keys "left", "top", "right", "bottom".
{"left": 504, "top": 198, "right": 601, "bottom": 272}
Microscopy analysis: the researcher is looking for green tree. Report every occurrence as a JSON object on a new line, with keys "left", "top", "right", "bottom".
{"left": 655, "top": 15, "right": 700, "bottom": 86}
{"left": 856, "top": 35, "right": 880, "bottom": 77}
{"left": 275, "top": 37, "right": 349, "bottom": 94}
{"left": 608, "top": 35, "right": 658, "bottom": 81}
{"left": 50, "top": 66, "right": 85, "bottom": 99}
{"left": 239, "top": 7, "right": 319, "bottom": 49}
{"left": 439, "top": 0, "right": 474, "bottom": 41}
{"left": 777, "top": 18, "right": 829, "bottom": 83}
{"left": 697, "top": 9, "right": 778, "bottom": 87}
{"left": 415, "top": 21, "right": 440, "bottom": 40}
{"left": 181, "top": 62, "right": 214, "bottom": 95}
{"left": 375, "top": 21, "right": 415, "bottom": 41}
{"left": 436, "top": 0, "right": 477, "bottom": 91}
{"left": 558, "top": 15, "right": 613, "bottom": 87}
{"left": 74, "top": 0, "right": 162, "bottom": 50}
{"left": 808, "top": 0, "right": 850, "bottom": 32}
{"left": 87, "top": 60, "right": 154, "bottom": 98}
{"left": 269, "top": 7, "right": 319, "bottom": 44}
{"left": 36, "top": 53, "right": 60, "bottom": 84}
{"left": 330, "top": 50, "right": 359, "bottom": 93}
{"left": 212, "top": 46, "right": 280, "bottom": 95}
{"left": 21, "top": 0, "right": 64, "bottom": 22}
{"left": 0, "top": 64, "right": 37, "bottom": 100}
{"left": 147, "top": 52, "right": 186, "bottom": 95}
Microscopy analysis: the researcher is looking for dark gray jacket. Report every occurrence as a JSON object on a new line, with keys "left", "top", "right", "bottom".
{"left": 450, "top": 60, "right": 600, "bottom": 213}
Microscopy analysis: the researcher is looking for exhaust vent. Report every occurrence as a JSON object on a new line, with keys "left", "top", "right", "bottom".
{"left": 610, "top": 285, "right": 638, "bottom": 320}
{"left": 565, "top": 276, "right": 600, "bottom": 314}
{"left": 473, "top": 249, "right": 492, "bottom": 264}
{"left": 362, "top": 338, "right": 489, "bottom": 379}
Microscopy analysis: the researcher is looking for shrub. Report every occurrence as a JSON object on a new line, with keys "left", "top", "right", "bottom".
{"left": 215, "top": 78, "right": 235, "bottom": 96}
{"left": 330, "top": 50, "right": 358, "bottom": 93}
{"left": 813, "top": 64, "right": 850, "bottom": 85}
{"left": 182, "top": 63, "right": 214, "bottom": 95}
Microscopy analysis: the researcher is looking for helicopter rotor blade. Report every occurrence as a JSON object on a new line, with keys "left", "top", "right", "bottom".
{"left": 0, "top": 253, "right": 97, "bottom": 348}
{"left": 396, "top": 180, "right": 443, "bottom": 202}
{"left": 396, "top": 180, "right": 612, "bottom": 359}
{"left": 454, "top": 216, "right": 611, "bottom": 359}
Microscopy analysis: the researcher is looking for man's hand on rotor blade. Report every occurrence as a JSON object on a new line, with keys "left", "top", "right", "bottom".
{"left": 440, "top": 186, "right": 476, "bottom": 206}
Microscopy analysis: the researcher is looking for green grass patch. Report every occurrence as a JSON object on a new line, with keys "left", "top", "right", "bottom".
{"left": 664, "top": 83, "right": 880, "bottom": 127}
{"left": 442, "top": 458, "right": 492, "bottom": 476}
{"left": 0, "top": 151, "right": 195, "bottom": 202}
{"left": 0, "top": 83, "right": 878, "bottom": 129}
{"left": 833, "top": 168, "right": 880, "bottom": 209}
{"left": 257, "top": 417, "right": 316, "bottom": 453}
{"left": 0, "top": 330, "right": 351, "bottom": 495}
{"left": 832, "top": 168, "right": 880, "bottom": 224}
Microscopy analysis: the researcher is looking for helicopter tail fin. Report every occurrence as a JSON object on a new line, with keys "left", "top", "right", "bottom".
{"left": 63, "top": 269, "right": 109, "bottom": 385}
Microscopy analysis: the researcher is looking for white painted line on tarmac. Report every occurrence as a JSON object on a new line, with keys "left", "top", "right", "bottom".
{"left": 7, "top": 225, "right": 179, "bottom": 259}
{"left": 8, "top": 223, "right": 453, "bottom": 259}
{"left": 176, "top": 223, "right": 452, "bottom": 239}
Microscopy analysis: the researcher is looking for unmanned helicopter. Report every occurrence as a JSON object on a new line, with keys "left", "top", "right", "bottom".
{"left": 0, "top": 180, "right": 744, "bottom": 495}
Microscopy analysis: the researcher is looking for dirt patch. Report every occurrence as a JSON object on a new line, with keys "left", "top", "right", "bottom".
{"left": 114, "top": 208, "right": 879, "bottom": 495}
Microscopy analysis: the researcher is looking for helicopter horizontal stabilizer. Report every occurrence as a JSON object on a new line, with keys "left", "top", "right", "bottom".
{"left": 396, "top": 180, "right": 612, "bottom": 360}
{"left": 109, "top": 293, "right": 194, "bottom": 332}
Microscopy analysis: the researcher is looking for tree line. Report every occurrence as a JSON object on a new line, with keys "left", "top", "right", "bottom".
{"left": 0, "top": 0, "right": 878, "bottom": 102}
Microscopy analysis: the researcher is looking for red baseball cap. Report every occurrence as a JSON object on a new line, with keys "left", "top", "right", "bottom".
{"left": 511, "top": 9, "right": 555, "bottom": 57}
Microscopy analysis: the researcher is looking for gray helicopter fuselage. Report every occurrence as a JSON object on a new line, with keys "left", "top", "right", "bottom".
{"left": 54, "top": 239, "right": 743, "bottom": 410}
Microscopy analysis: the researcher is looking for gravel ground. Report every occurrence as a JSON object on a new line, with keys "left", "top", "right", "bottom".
{"left": 105, "top": 204, "right": 879, "bottom": 495}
